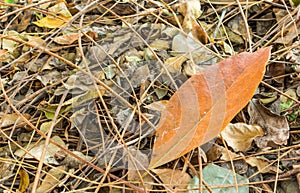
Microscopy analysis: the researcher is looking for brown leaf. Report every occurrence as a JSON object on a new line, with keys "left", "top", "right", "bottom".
{"left": 127, "top": 147, "right": 153, "bottom": 191}
{"left": 248, "top": 99, "right": 289, "bottom": 148}
{"left": 221, "top": 123, "right": 264, "bottom": 152}
{"left": 53, "top": 33, "right": 79, "bottom": 45}
{"left": 164, "top": 56, "right": 188, "bottom": 74}
{"left": 150, "top": 47, "right": 271, "bottom": 168}
{"left": 228, "top": 15, "right": 248, "bottom": 39}
{"left": 206, "top": 144, "right": 240, "bottom": 162}
{"left": 287, "top": 40, "right": 300, "bottom": 66}
{"left": 191, "top": 20, "right": 208, "bottom": 44}
{"left": 0, "top": 158, "right": 14, "bottom": 181}
{"left": 0, "top": 113, "right": 30, "bottom": 128}
{"left": 265, "top": 62, "right": 285, "bottom": 84}
{"left": 14, "top": 136, "right": 66, "bottom": 165}
{"left": 144, "top": 100, "right": 168, "bottom": 112}
{"left": 36, "top": 166, "right": 67, "bottom": 193}
{"left": 246, "top": 157, "right": 282, "bottom": 174}
{"left": 274, "top": 20, "right": 300, "bottom": 45}
{"left": 179, "top": 0, "right": 208, "bottom": 44}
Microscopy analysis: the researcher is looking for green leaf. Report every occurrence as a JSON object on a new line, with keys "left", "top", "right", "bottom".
{"left": 280, "top": 100, "right": 294, "bottom": 111}
{"left": 5, "top": 0, "right": 14, "bottom": 4}
{"left": 187, "top": 164, "right": 249, "bottom": 193}
{"left": 1, "top": 0, "right": 14, "bottom": 8}
{"left": 289, "top": 0, "right": 300, "bottom": 7}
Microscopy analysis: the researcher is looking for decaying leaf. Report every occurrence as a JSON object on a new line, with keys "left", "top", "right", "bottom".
{"left": 248, "top": 99, "right": 289, "bottom": 148}
{"left": 150, "top": 47, "right": 271, "bottom": 168}
{"left": 152, "top": 168, "right": 191, "bottom": 192}
{"left": 221, "top": 123, "right": 264, "bottom": 152}
{"left": 279, "top": 180, "right": 299, "bottom": 193}
{"left": 172, "top": 32, "right": 215, "bottom": 64}
{"left": 228, "top": 14, "right": 249, "bottom": 39}
{"left": 144, "top": 100, "right": 168, "bottom": 112}
{"left": 2, "top": 30, "right": 20, "bottom": 53}
{"left": 40, "top": 121, "right": 53, "bottom": 133}
{"left": 0, "top": 158, "right": 15, "bottom": 182}
{"left": 289, "top": 0, "right": 300, "bottom": 7}
{"left": 265, "top": 62, "right": 286, "bottom": 84}
{"left": 60, "top": 151, "right": 93, "bottom": 168}
{"left": 127, "top": 147, "right": 153, "bottom": 191}
{"left": 274, "top": 20, "right": 300, "bottom": 45}
{"left": 14, "top": 136, "right": 66, "bottom": 165}
{"left": 36, "top": 165, "right": 67, "bottom": 193}
{"left": 150, "top": 39, "right": 170, "bottom": 50}
{"left": 37, "top": 70, "right": 62, "bottom": 86}
{"left": 37, "top": 101, "right": 70, "bottom": 120}
{"left": 183, "top": 60, "right": 203, "bottom": 76}
{"left": 63, "top": 90, "right": 105, "bottom": 107}
{"left": 287, "top": 40, "right": 300, "bottom": 65}
{"left": 33, "top": 15, "right": 71, "bottom": 29}
{"left": 0, "top": 113, "right": 30, "bottom": 128}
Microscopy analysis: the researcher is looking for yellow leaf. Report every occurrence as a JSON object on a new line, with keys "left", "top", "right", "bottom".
{"left": 33, "top": 2, "right": 72, "bottom": 29}
{"left": 33, "top": 16, "right": 71, "bottom": 28}
{"left": 18, "top": 169, "right": 30, "bottom": 193}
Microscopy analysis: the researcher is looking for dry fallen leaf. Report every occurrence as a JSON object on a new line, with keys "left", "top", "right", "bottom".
{"left": 127, "top": 147, "right": 153, "bottom": 191}
{"left": 150, "top": 47, "right": 271, "bottom": 168}
{"left": 144, "top": 100, "right": 168, "bottom": 112}
{"left": 274, "top": 20, "right": 300, "bottom": 45}
{"left": 33, "top": 15, "right": 71, "bottom": 29}
{"left": 14, "top": 136, "right": 66, "bottom": 165}
{"left": 287, "top": 41, "right": 300, "bottom": 65}
{"left": 152, "top": 168, "right": 191, "bottom": 192}
{"left": 18, "top": 169, "right": 30, "bottom": 193}
{"left": 33, "top": 2, "right": 72, "bottom": 29}
{"left": 246, "top": 156, "right": 282, "bottom": 174}
{"left": 164, "top": 55, "right": 188, "bottom": 74}
{"left": 206, "top": 144, "right": 240, "bottom": 162}
{"left": 53, "top": 33, "right": 80, "bottom": 45}
{"left": 221, "top": 123, "right": 264, "bottom": 152}
{"left": 248, "top": 99, "right": 289, "bottom": 148}
{"left": 36, "top": 165, "right": 67, "bottom": 193}
{"left": 0, "top": 113, "right": 30, "bottom": 128}
{"left": 178, "top": 0, "right": 208, "bottom": 44}
{"left": 0, "top": 158, "right": 14, "bottom": 181}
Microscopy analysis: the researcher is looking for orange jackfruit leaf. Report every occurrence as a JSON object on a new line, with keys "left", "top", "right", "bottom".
{"left": 149, "top": 47, "right": 272, "bottom": 168}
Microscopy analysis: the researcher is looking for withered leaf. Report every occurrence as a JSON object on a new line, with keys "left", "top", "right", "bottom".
{"left": 248, "top": 99, "right": 289, "bottom": 148}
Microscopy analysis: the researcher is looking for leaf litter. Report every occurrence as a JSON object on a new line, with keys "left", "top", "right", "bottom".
{"left": 0, "top": 0, "right": 300, "bottom": 192}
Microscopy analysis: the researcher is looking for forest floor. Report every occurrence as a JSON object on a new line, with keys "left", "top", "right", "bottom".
{"left": 0, "top": 0, "right": 300, "bottom": 193}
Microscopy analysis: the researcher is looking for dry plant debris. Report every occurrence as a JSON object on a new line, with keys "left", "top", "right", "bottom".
{"left": 0, "top": 0, "right": 300, "bottom": 192}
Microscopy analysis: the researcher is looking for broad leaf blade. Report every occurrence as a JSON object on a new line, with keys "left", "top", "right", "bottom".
{"left": 150, "top": 47, "right": 271, "bottom": 168}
